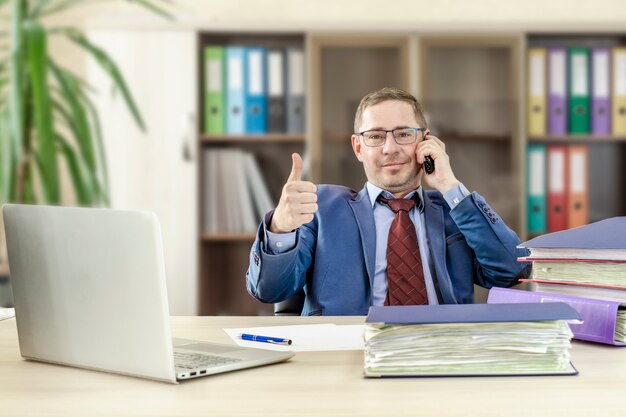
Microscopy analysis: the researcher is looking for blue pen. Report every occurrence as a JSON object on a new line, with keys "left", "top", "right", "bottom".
{"left": 238, "top": 333, "right": 292, "bottom": 345}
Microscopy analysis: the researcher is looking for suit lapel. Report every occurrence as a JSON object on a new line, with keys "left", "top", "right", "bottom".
{"left": 348, "top": 186, "right": 376, "bottom": 291}
{"left": 423, "top": 192, "right": 456, "bottom": 304}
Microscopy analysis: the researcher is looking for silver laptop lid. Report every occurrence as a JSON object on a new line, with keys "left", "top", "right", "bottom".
{"left": 3, "top": 204, "right": 177, "bottom": 383}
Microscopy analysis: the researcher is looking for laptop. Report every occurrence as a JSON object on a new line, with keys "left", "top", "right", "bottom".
{"left": 2, "top": 204, "right": 294, "bottom": 383}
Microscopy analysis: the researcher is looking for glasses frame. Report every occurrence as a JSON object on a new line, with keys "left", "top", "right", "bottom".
{"left": 356, "top": 127, "right": 426, "bottom": 147}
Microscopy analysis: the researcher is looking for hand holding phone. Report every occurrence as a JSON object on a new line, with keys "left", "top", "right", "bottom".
{"left": 423, "top": 130, "right": 435, "bottom": 174}
{"left": 423, "top": 155, "right": 435, "bottom": 175}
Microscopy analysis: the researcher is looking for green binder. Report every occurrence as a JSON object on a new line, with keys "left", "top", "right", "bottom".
{"left": 527, "top": 144, "right": 546, "bottom": 234}
{"left": 204, "top": 46, "right": 226, "bottom": 135}
{"left": 568, "top": 48, "right": 590, "bottom": 134}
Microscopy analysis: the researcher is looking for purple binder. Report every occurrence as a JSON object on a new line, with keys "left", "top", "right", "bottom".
{"left": 488, "top": 287, "right": 626, "bottom": 346}
{"left": 548, "top": 48, "right": 567, "bottom": 135}
{"left": 592, "top": 47, "right": 611, "bottom": 135}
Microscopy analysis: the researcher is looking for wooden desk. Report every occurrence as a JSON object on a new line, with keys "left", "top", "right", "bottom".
{"left": 1, "top": 316, "right": 625, "bottom": 416}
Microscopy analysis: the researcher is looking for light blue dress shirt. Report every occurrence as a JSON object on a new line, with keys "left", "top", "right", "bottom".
{"left": 264, "top": 182, "right": 471, "bottom": 306}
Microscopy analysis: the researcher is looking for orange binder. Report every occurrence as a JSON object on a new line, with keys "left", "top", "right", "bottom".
{"left": 567, "top": 145, "right": 588, "bottom": 229}
{"left": 547, "top": 145, "right": 568, "bottom": 232}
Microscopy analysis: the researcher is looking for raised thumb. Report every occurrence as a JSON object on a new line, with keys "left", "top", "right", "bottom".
{"left": 288, "top": 153, "right": 303, "bottom": 182}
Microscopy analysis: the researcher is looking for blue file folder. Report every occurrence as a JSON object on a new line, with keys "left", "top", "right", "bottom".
{"left": 245, "top": 47, "right": 267, "bottom": 134}
{"left": 226, "top": 46, "right": 247, "bottom": 134}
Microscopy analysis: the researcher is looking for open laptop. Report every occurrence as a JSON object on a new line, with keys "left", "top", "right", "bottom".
{"left": 2, "top": 204, "right": 294, "bottom": 383}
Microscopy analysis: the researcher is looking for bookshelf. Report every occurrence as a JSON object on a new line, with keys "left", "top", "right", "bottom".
{"left": 197, "top": 32, "right": 306, "bottom": 315}
{"left": 419, "top": 35, "right": 523, "bottom": 233}
{"left": 524, "top": 34, "right": 626, "bottom": 237}
{"left": 84, "top": 23, "right": 626, "bottom": 315}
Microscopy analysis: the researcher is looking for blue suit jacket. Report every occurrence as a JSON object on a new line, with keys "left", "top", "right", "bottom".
{"left": 246, "top": 184, "right": 530, "bottom": 316}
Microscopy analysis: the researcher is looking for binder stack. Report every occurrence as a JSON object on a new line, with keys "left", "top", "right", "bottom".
{"left": 526, "top": 143, "right": 588, "bottom": 233}
{"left": 364, "top": 304, "right": 580, "bottom": 377}
{"left": 203, "top": 44, "right": 306, "bottom": 135}
{"left": 527, "top": 45, "right": 626, "bottom": 136}
{"left": 493, "top": 217, "right": 626, "bottom": 346}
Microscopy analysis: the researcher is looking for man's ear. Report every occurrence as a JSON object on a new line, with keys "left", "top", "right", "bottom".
{"left": 351, "top": 135, "right": 364, "bottom": 162}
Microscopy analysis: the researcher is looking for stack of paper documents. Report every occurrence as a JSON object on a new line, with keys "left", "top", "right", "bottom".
{"left": 364, "top": 303, "right": 580, "bottom": 377}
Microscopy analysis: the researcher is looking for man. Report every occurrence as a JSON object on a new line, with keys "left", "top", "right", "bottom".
{"left": 246, "top": 87, "right": 529, "bottom": 315}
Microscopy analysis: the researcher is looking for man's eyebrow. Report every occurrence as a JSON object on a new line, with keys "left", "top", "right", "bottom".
{"left": 361, "top": 125, "right": 412, "bottom": 131}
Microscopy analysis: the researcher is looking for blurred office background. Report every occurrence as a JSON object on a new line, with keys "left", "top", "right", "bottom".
{"left": 1, "top": 0, "right": 626, "bottom": 315}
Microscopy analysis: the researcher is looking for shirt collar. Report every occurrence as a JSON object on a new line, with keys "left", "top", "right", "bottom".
{"left": 366, "top": 182, "right": 424, "bottom": 213}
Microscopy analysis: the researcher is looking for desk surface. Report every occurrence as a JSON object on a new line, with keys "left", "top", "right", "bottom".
{"left": 2, "top": 315, "right": 625, "bottom": 417}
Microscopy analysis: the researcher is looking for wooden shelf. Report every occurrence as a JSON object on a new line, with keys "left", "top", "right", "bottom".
{"left": 201, "top": 232, "right": 257, "bottom": 242}
{"left": 201, "top": 134, "right": 305, "bottom": 144}
{"left": 528, "top": 135, "right": 626, "bottom": 143}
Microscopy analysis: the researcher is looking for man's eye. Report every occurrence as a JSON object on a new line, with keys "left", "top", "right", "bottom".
{"left": 368, "top": 134, "right": 383, "bottom": 140}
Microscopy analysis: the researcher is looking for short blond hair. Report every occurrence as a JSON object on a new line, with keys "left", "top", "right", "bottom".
{"left": 354, "top": 87, "right": 427, "bottom": 133}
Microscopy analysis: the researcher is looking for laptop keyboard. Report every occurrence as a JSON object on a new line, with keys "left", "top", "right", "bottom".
{"left": 174, "top": 351, "right": 241, "bottom": 370}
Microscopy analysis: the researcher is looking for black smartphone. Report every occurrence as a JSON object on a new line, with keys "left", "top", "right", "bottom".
{"left": 423, "top": 130, "right": 435, "bottom": 174}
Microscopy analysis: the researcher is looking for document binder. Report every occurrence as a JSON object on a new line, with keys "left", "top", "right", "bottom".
{"left": 286, "top": 48, "right": 305, "bottom": 134}
{"left": 547, "top": 145, "right": 568, "bottom": 232}
{"left": 567, "top": 145, "right": 588, "bottom": 229}
{"left": 366, "top": 303, "right": 581, "bottom": 325}
{"left": 528, "top": 48, "right": 547, "bottom": 136}
{"left": 592, "top": 47, "right": 611, "bottom": 135}
{"left": 568, "top": 48, "right": 590, "bottom": 134}
{"left": 612, "top": 47, "right": 626, "bottom": 135}
{"left": 488, "top": 287, "right": 626, "bottom": 346}
{"left": 245, "top": 47, "right": 267, "bottom": 134}
{"left": 267, "top": 48, "right": 287, "bottom": 133}
{"left": 527, "top": 144, "right": 547, "bottom": 233}
{"left": 226, "top": 46, "right": 247, "bottom": 135}
{"left": 203, "top": 46, "right": 226, "bottom": 135}
{"left": 364, "top": 303, "right": 580, "bottom": 377}
{"left": 548, "top": 48, "right": 567, "bottom": 136}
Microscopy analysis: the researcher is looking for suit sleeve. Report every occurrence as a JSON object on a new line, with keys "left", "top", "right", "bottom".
{"left": 246, "top": 210, "right": 317, "bottom": 303}
{"left": 448, "top": 192, "right": 531, "bottom": 288}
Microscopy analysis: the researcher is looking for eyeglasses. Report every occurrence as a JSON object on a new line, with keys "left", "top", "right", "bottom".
{"left": 356, "top": 127, "right": 425, "bottom": 147}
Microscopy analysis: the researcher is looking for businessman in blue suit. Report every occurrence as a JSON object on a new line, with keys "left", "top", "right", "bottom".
{"left": 246, "top": 87, "right": 530, "bottom": 315}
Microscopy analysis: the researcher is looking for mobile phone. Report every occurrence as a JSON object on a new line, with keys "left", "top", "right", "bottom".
{"left": 423, "top": 130, "right": 435, "bottom": 174}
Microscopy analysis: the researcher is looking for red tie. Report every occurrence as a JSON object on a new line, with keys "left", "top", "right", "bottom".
{"left": 379, "top": 196, "right": 428, "bottom": 306}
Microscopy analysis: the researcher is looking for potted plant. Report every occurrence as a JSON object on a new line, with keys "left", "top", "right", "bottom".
{"left": 0, "top": 0, "right": 172, "bottom": 272}
{"left": 0, "top": 0, "right": 172, "bottom": 206}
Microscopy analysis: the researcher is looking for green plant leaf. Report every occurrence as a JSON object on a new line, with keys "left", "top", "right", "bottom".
{"left": 65, "top": 28, "right": 146, "bottom": 131}
{"left": 37, "top": 0, "right": 93, "bottom": 18}
{"left": 28, "top": 0, "right": 52, "bottom": 18}
{"left": 72, "top": 83, "right": 109, "bottom": 204}
{"left": 55, "top": 133, "right": 91, "bottom": 204}
{"left": 127, "top": 0, "right": 173, "bottom": 20}
{"left": 9, "top": 0, "right": 25, "bottom": 192}
{"left": 49, "top": 60, "right": 98, "bottom": 194}
{"left": 24, "top": 20, "right": 60, "bottom": 204}
{"left": 0, "top": 107, "right": 15, "bottom": 202}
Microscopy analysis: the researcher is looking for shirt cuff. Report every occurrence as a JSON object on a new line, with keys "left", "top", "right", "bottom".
{"left": 443, "top": 183, "right": 471, "bottom": 209}
{"left": 263, "top": 218, "right": 297, "bottom": 254}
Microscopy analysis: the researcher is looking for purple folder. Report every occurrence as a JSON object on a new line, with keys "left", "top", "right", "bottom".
{"left": 488, "top": 287, "right": 626, "bottom": 346}
{"left": 548, "top": 48, "right": 567, "bottom": 135}
{"left": 592, "top": 48, "right": 611, "bottom": 135}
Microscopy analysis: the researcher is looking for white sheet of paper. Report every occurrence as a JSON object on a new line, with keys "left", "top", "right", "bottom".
{"left": 224, "top": 324, "right": 364, "bottom": 352}
{"left": 0, "top": 308, "right": 15, "bottom": 321}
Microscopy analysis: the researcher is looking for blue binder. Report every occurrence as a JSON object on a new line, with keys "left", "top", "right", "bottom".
{"left": 366, "top": 302, "right": 581, "bottom": 325}
{"left": 245, "top": 47, "right": 267, "bottom": 134}
{"left": 226, "top": 46, "right": 246, "bottom": 135}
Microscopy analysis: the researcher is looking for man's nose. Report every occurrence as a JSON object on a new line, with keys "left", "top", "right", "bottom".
{"left": 381, "top": 132, "right": 400, "bottom": 153}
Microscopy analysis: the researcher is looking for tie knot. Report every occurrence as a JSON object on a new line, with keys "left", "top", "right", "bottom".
{"left": 379, "top": 196, "right": 416, "bottom": 213}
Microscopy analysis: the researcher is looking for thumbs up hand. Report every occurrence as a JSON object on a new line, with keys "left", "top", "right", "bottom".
{"left": 269, "top": 153, "right": 318, "bottom": 233}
